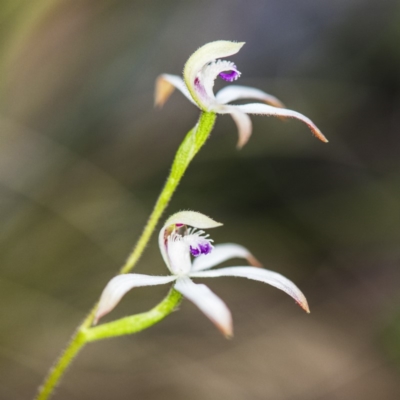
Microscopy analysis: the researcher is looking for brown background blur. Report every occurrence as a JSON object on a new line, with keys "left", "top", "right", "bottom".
{"left": 1, "top": 0, "right": 400, "bottom": 399}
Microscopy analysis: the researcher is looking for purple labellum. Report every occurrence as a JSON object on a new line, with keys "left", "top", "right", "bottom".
{"left": 219, "top": 69, "right": 239, "bottom": 82}
{"left": 190, "top": 242, "right": 212, "bottom": 257}
{"left": 175, "top": 223, "right": 184, "bottom": 227}
{"left": 190, "top": 246, "right": 200, "bottom": 257}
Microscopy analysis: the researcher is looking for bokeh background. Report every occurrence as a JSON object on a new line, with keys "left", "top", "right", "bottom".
{"left": 1, "top": 0, "right": 400, "bottom": 399}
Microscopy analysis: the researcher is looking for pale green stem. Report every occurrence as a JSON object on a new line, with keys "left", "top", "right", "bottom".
{"left": 35, "top": 331, "right": 86, "bottom": 400}
{"left": 85, "top": 289, "right": 183, "bottom": 342}
{"left": 35, "top": 112, "right": 216, "bottom": 400}
{"left": 120, "top": 111, "right": 216, "bottom": 274}
{"left": 36, "top": 290, "right": 182, "bottom": 400}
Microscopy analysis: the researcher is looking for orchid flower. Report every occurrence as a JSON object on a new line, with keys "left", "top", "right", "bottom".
{"left": 155, "top": 40, "right": 328, "bottom": 149}
{"left": 95, "top": 211, "right": 309, "bottom": 337}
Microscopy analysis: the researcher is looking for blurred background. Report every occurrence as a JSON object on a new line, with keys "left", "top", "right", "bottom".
{"left": 1, "top": 0, "right": 400, "bottom": 399}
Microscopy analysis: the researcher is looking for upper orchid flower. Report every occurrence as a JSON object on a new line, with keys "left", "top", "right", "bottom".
{"left": 95, "top": 211, "right": 309, "bottom": 337}
{"left": 155, "top": 41, "right": 328, "bottom": 149}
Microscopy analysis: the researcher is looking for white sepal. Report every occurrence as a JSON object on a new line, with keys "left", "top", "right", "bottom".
{"left": 191, "top": 243, "right": 261, "bottom": 272}
{"left": 94, "top": 274, "right": 176, "bottom": 324}
{"left": 174, "top": 277, "right": 233, "bottom": 337}
{"left": 189, "top": 266, "right": 310, "bottom": 313}
{"left": 154, "top": 74, "right": 196, "bottom": 107}
{"left": 216, "top": 85, "right": 285, "bottom": 108}
{"left": 227, "top": 107, "right": 253, "bottom": 149}
{"left": 228, "top": 103, "right": 328, "bottom": 143}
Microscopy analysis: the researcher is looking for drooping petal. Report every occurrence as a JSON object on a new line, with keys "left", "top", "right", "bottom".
{"left": 189, "top": 266, "right": 310, "bottom": 313}
{"left": 159, "top": 211, "right": 223, "bottom": 272}
{"left": 228, "top": 108, "right": 253, "bottom": 149}
{"left": 216, "top": 85, "right": 285, "bottom": 108}
{"left": 191, "top": 243, "right": 261, "bottom": 272}
{"left": 224, "top": 103, "right": 328, "bottom": 143}
{"left": 154, "top": 74, "right": 196, "bottom": 107}
{"left": 183, "top": 41, "right": 245, "bottom": 110}
{"left": 175, "top": 277, "right": 233, "bottom": 337}
{"left": 94, "top": 274, "right": 177, "bottom": 324}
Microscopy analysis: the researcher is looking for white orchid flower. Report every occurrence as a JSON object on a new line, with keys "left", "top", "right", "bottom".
{"left": 95, "top": 211, "right": 309, "bottom": 337}
{"left": 155, "top": 40, "right": 328, "bottom": 149}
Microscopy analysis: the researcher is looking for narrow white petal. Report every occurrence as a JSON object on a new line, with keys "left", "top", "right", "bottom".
{"left": 229, "top": 109, "right": 253, "bottom": 149}
{"left": 216, "top": 85, "right": 285, "bottom": 108}
{"left": 154, "top": 74, "right": 196, "bottom": 107}
{"left": 159, "top": 211, "right": 223, "bottom": 273}
{"left": 175, "top": 277, "right": 233, "bottom": 337}
{"left": 191, "top": 243, "right": 261, "bottom": 272}
{"left": 228, "top": 103, "right": 328, "bottom": 143}
{"left": 94, "top": 274, "right": 176, "bottom": 324}
{"left": 183, "top": 41, "right": 245, "bottom": 110}
{"left": 190, "top": 267, "right": 310, "bottom": 313}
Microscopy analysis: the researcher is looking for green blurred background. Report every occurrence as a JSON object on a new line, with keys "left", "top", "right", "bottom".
{"left": 1, "top": 0, "right": 400, "bottom": 399}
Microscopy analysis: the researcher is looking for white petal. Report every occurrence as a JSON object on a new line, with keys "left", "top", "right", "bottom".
{"left": 227, "top": 103, "right": 328, "bottom": 143}
{"left": 183, "top": 41, "right": 245, "bottom": 110}
{"left": 191, "top": 243, "right": 261, "bottom": 272}
{"left": 159, "top": 211, "right": 223, "bottom": 272}
{"left": 175, "top": 277, "right": 233, "bottom": 337}
{"left": 94, "top": 274, "right": 176, "bottom": 324}
{"left": 229, "top": 108, "right": 253, "bottom": 149}
{"left": 216, "top": 85, "right": 285, "bottom": 108}
{"left": 189, "top": 266, "right": 310, "bottom": 313}
{"left": 154, "top": 74, "right": 196, "bottom": 107}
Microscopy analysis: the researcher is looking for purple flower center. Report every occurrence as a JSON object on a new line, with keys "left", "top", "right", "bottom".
{"left": 219, "top": 69, "right": 239, "bottom": 82}
{"left": 190, "top": 242, "right": 212, "bottom": 257}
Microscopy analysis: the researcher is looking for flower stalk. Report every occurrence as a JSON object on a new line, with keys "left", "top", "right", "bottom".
{"left": 36, "top": 290, "right": 182, "bottom": 400}
{"left": 36, "top": 331, "right": 86, "bottom": 400}
{"left": 35, "top": 112, "right": 216, "bottom": 400}
{"left": 120, "top": 111, "right": 216, "bottom": 274}
{"left": 85, "top": 289, "right": 183, "bottom": 342}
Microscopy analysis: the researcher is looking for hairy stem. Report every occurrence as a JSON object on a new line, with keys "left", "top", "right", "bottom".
{"left": 35, "top": 331, "right": 86, "bottom": 400}
{"left": 120, "top": 111, "right": 216, "bottom": 274}
{"left": 35, "top": 290, "right": 182, "bottom": 400}
{"left": 85, "top": 289, "right": 183, "bottom": 342}
{"left": 35, "top": 112, "right": 216, "bottom": 400}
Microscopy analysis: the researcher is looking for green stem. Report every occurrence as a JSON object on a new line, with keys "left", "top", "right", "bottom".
{"left": 120, "top": 111, "right": 216, "bottom": 274}
{"left": 85, "top": 289, "right": 182, "bottom": 342}
{"left": 35, "top": 111, "right": 216, "bottom": 400}
{"left": 35, "top": 290, "right": 182, "bottom": 400}
{"left": 35, "top": 331, "right": 86, "bottom": 400}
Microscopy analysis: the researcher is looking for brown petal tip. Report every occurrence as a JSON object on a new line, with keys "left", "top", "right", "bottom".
{"left": 215, "top": 320, "right": 233, "bottom": 339}
{"left": 247, "top": 254, "right": 263, "bottom": 268}
{"left": 297, "top": 299, "right": 310, "bottom": 314}
{"left": 310, "top": 124, "right": 329, "bottom": 143}
{"left": 154, "top": 76, "right": 175, "bottom": 108}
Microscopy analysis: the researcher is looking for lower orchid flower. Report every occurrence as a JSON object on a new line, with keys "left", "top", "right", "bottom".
{"left": 155, "top": 40, "right": 328, "bottom": 149}
{"left": 95, "top": 211, "right": 309, "bottom": 337}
